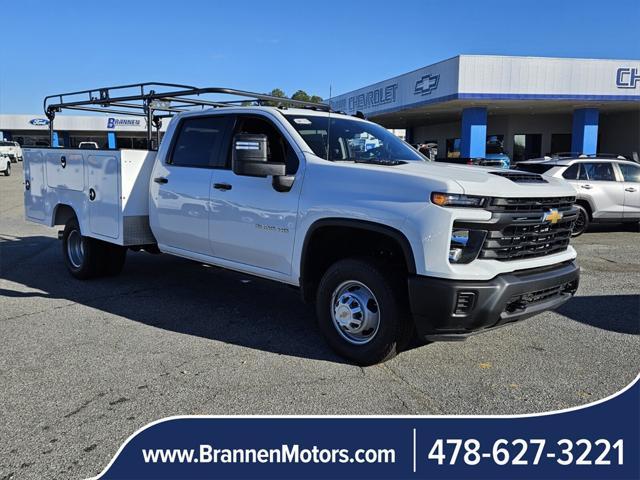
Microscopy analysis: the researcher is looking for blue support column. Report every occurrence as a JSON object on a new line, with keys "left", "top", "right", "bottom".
{"left": 460, "top": 107, "right": 487, "bottom": 158}
{"left": 404, "top": 127, "right": 414, "bottom": 144}
{"left": 571, "top": 108, "right": 599, "bottom": 155}
{"left": 52, "top": 132, "right": 59, "bottom": 148}
{"left": 107, "top": 132, "right": 116, "bottom": 149}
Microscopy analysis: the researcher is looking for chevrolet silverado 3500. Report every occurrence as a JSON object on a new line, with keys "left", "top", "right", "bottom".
{"left": 23, "top": 84, "right": 580, "bottom": 365}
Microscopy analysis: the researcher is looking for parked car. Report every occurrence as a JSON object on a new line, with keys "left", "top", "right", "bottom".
{"left": 78, "top": 141, "right": 99, "bottom": 149}
{"left": 24, "top": 83, "right": 581, "bottom": 365}
{"left": 485, "top": 141, "right": 511, "bottom": 168}
{"left": 516, "top": 155, "right": 640, "bottom": 236}
{"left": 0, "top": 140, "right": 23, "bottom": 162}
{"left": 1, "top": 153, "right": 11, "bottom": 176}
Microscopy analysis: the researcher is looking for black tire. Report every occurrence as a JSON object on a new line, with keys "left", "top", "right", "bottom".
{"left": 62, "top": 218, "right": 104, "bottom": 279}
{"left": 572, "top": 204, "right": 590, "bottom": 237}
{"left": 315, "top": 258, "right": 412, "bottom": 365}
{"left": 3, "top": 163, "right": 10, "bottom": 176}
{"left": 100, "top": 243, "right": 127, "bottom": 276}
{"left": 10, "top": 157, "right": 17, "bottom": 164}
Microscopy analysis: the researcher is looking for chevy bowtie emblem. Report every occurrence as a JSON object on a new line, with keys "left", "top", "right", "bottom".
{"left": 543, "top": 208, "right": 563, "bottom": 224}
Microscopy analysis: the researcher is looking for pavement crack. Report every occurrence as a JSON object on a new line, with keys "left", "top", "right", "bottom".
{"left": 378, "top": 364, "right": 444, "bottom": 414}
{"left": 63, "top": 392, "right": 107, "bottom": 419}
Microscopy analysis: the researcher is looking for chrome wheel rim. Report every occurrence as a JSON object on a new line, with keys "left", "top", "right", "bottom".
{"left": 67, "top": 229, "right": 85, "bottom": 268}
{"left": 330, "top": 280, "right": 380, "bottom": 345}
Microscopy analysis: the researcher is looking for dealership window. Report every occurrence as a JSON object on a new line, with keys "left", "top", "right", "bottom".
{"left": 446, "top": 138, "right": 461, "bottom": 158}
{"left": 513, "top": 134, "right": 542, "bottom": 162}
{"left": 550, "top": 133, "right": 571, "bottom": 155}
{"left": 69, "top": 135, "right": 107, "bottom": 149}
{"left": 486, "top": 135, "right": 505, "bottom": 155}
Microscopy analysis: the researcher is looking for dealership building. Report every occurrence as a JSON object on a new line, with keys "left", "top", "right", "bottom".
{"left": 0, "top": 114, "right": 168, "bottom": 150}
{"left": 1, "top": 55, "right": 639, "bottom": 161}
{"left": 330, "top": 55, "right": 640, "bottom": 161}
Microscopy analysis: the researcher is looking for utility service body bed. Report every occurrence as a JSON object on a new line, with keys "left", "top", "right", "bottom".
{"left": 24, "top": 147, "right": 157, "bottom": 246}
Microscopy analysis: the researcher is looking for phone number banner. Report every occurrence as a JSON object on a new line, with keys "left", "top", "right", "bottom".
{"left": 96, "top": 375, "right": 638, "bottom": 479}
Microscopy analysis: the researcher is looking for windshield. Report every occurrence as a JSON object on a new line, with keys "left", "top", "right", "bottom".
{"left": 284, "top": 115, "right": 425, "bottom": 163}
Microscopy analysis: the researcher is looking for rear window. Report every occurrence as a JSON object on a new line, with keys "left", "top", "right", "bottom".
{"left": 618, "top": 163, "right": 640, "bottom": 182}
{"left": 515, "top": 163, "right": 555, "bottom": 174}
{"left": 170, "top": 116, "right": 231, "bottom": 168}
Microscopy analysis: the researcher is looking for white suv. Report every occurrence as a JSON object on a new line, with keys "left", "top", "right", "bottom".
{"left": 0, "top": 153, "right": 11, "bottom": 176}
{"left": 0, "top": 141, "right": 23, "bottom": 162}
{"left": 517, "top": 156, "right": 640, "bottom": 235}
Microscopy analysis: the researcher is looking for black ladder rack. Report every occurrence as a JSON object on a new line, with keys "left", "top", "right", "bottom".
{"left": 43, "top": 82, "right": 330, "bottom": 149}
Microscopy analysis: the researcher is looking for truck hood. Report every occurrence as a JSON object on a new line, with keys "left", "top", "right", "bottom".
{"left": 390, "top": 160, "right": 574, "bottom": 197}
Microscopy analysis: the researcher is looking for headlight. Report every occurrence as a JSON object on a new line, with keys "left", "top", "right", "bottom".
{"left": 431, "top": 192, "right": 487, "bottom": 208}
{"left": 449, "top": 228, "right": 487, "bottom": 264}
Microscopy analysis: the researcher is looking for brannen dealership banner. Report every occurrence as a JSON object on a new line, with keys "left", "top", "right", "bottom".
{"left": 93, "top": 375, "right": 639, "bottom": 479}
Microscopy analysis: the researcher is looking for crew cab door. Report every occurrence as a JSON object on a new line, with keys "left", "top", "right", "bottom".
{"left": 208, "top": 114, "right": 302, "bottom": 276}
{"left": 616, "top": 162, "right": 640, "bottom": 219}
{"left": 150, "top": 115, "right": 232, "bottom": 255}
{"left": 571, "top": 162, "right": 625, "bottom": 219}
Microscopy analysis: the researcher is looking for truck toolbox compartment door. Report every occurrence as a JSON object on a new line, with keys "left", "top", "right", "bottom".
{"left": 46, "top": 151, "right": 85, "bottom": 191}
{"left": 24, "top": 149, "right": 46, "bottom": 221}
{"left": 88, "top": 153, "right": 120, "bottom": 239}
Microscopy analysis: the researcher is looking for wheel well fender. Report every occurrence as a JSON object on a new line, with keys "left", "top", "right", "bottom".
{"left": 575, "top": 199, "right": 593, "bottom": 220}
{"left": 299, "top": 218, "right": 416, "bottom": 303}
{"left": 52, "top": 204, "right": 78, "bottom": 227}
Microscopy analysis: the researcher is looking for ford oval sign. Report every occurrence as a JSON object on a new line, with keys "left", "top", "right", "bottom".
{"left": 29, "top": 118, "right": 50, "bottom": 126}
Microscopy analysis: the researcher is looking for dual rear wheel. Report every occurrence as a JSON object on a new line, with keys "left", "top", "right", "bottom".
{"left": 62, "top": 218, "right": 126, "bottom": 279}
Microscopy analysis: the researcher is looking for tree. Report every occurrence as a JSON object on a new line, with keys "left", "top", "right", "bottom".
{"left": 259, "top": 88, "right": 324, "bottom": 106}
{"left": 262, "top": 88, "right": 287, "bottom": 106}
{"left": 291, "top": 90, "right": 311, "bottom": 102}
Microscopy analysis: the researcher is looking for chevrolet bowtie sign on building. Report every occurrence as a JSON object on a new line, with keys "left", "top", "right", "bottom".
{"left": 329, "top": 55, "right": 640, "bottom": 161}
{"left": 414, "top": 74, "right": 440, "bottom": 96}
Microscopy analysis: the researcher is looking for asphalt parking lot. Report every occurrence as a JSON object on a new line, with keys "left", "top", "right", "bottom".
{"left": 1, "top": 162, "right": 638, "bottom": 479}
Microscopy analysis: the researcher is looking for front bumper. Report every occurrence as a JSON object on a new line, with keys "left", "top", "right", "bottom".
{"left": 408, "top": 261, "right": 579, "bottom": 340}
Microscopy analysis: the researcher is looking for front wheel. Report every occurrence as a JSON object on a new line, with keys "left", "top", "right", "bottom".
{"left": 315, "top": 258, "right": 412, "bottom": 365}
{"left": 3, "top": 163, "right": 10, "bottom": 176}
{"left": 571, "top": 205, "right": 589, "bottom": 237}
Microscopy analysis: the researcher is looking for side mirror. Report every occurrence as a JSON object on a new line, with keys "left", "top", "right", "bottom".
{"left": 232, "top": 133, "right": 286, "bottom": 177}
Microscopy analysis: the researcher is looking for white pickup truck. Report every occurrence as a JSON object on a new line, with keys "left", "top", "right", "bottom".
{"left": 24, "top": 84, "right": 580, "bottom": 365}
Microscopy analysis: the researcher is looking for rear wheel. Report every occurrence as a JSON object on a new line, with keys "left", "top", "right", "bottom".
{"left": 572, "top": 204, "right": 589, "bottom": 237}
{"left": 62, "top": 218, "right": 103, "bottom": 279}
{"left": 315, "top": 258, "right": 412, "bottom": 365}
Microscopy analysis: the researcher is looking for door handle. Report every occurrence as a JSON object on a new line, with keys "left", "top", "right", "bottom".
{"left": 213, "top": 182, "right": 232, "bottom": 191}
{"left": 154, "top": 177, "right": 168, "bottom": 184}
{"left": 625, "top": 187, "right": 638, "bottom": 192}
{"left": 580, "top": 184, "right": 593, "bottom": 189}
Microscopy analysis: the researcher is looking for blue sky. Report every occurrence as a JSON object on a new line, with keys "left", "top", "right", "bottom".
{"left": 1, "top": 0, "right": 639, "bottom": 113}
